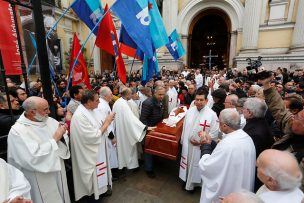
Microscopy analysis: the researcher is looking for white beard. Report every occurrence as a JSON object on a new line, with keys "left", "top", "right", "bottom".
{"left": 34, "top": 113, "right": 49, "bottom": 122}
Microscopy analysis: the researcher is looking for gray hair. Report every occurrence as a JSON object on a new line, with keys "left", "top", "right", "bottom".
{"left": 130, "top": 87, "right": 137, "bottom": 95}
{"left": 237, "top": 97, "right": 247, "bottom": 108}
{"left": 99, "top": 87, "right": 111, "bottom": 98}
{"left": 121, "top": 88, "right": 131, "bottom": 97}
{"left": 227, "top": 94, "right": 239, "bottom": 107}
{"left": 220, "top": 108, "right": 241, "bottom": 130}
{"left": 154, "top": 80, "right": 164, "bottom": 87}
{"left": 244, "top": 98, "right": 267, "bottom": 118}
{"left": 22, "top": 98, "right": 37, "bottom": 112}
{"left": 250, "top": 85, "right": 262, "bottom": 93}
{"left": 264, "top": 152, "right": 302, "bottom": 190}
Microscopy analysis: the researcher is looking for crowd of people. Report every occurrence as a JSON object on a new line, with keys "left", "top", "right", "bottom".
{"left": 0, "top": 65, "right": 303, "bottom": 203}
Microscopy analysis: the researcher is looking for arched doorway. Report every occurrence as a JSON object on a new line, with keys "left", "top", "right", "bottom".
{"left": 189, "top": 9, "right": 231, "bottom": 69}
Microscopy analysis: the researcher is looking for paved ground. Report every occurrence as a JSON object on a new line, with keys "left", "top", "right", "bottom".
{"left": 74, "top": 156, "right": 201, "bottom": 203}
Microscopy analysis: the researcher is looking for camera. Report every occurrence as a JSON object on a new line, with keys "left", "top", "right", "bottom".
{"left": 256, "top": 71, "right": 272, "bottom": 80}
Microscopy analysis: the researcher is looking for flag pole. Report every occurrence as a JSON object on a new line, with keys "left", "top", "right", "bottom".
{"left": 46, "top": 0, "right": 77, "bottom": 40}
{"left": 128, "top": 53, "right": 137, "bottom": 83}
{"left": 112, "top": 60, "right": 117, "bottom": 82}
{"left": 27, "top": 53, "right": 37, "bottom": 76}
{"left": 66, "top": 8, "right": 112, "bottom": 93}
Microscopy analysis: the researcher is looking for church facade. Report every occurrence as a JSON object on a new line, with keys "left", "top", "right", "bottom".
{"left": 54, "top": 0, "right": 304, "bottom": 73}
{"left": 173, "top": 0, "right": 304, "bottom": 70}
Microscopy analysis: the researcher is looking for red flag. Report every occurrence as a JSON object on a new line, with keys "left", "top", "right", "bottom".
{"left": 0, "top": 1, "right": 22, "bottom": 75}
{"left": 69, "top": 33, "right": 91, "bottom": 89}
{"left": 95, "top": 4, "right": 126, "bottom": 84}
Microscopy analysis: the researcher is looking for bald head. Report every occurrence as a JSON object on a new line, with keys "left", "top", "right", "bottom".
{"left": 257, "top": 149, "right": 302, "bottom": 191}
{"left": 121, "top": 87, "right": 132, "bottom": 100}
{"left": 23, "top": 96, "right": 50, "bottom": 122}
{"left": 22, "top": 96, "right": 47, "bottom": 112}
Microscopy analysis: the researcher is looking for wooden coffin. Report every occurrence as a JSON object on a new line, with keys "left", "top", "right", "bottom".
{"left": 144, "top": 108, "right": 185, "bottom": 160}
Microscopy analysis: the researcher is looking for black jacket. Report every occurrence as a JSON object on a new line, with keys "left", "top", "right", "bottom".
{"left": 140, "top": 96, "right": 164, "bottom": 126}
{"left": 0, "top": 109, "right": 21, "bottom": 161}
{"left": 211, "top": 103, "right": 225, "bottom": 117}
{"left": 243, "top": 117, "right": 274, "bottom": 158}
{"left": 243, "top": 117, "right": 274, "bottom": 192}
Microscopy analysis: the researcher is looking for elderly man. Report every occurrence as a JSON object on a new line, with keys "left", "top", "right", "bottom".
{"left": 7, "top": 96, "right": 70, "bottom": 203}
{"left": 179, "top": 88, "right": 219, "bottom": 192}
{"left": 113, "top": 88, "right": 151, "bottom": 171}
{"left": 98, "top": 87, "right": 119, "bottom": 179}
{"left": 224, "top": 94, "right": 246, "bottom": 128}
{"left": 243, "top": 98, "right": 273, "bottom": 157}
{"left": 248, "top": 85, "right": 262, "bottom": 98}
{"left": 256, "top": 149, "right": 304, "bottom": 202}
{"left": 70, "top": 90, "right": 114, "bottom": 202}
{"left": 243, "top": 98, "right": 274, "bottom": 191}
{"left": 0, "top": 158, "right": 32, "bottom": 203}
{"left": 199, "top": 109, "right": 256, "bottom": 203}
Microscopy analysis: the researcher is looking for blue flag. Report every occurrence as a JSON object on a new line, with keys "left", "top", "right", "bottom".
{"left": 71, "top": 0, "right": 103, "bottom": 35}
{"left": 119, "top": 25, "right": 144, "bottom": 61}
{"left": 142, "top": 50, "right": 159, "bottom": 84}
{"left": 137, "top": 0, "right": 169, "bottom": 49}
{"left": 112, "top": 0, "right": 154, "bottom": 58}
{"left": 166, "top": 29, "right": 185, "bottom": 60}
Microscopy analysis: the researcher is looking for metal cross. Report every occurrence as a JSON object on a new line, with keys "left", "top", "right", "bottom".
{"left": 203, "top": 50, "right": 218, "bottom": 70}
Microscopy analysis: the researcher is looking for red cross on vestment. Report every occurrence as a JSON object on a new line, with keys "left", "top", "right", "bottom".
{"left": 199, "top": 120, "right": 210, "bottom": 131}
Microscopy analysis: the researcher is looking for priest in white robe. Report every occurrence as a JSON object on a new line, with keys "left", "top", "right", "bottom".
{"left": 167, "top": 80, "right": 178, "bottom": 113}
{"left": 199, "top": 108, "right": 256, "bottom": 203}
{"left": 195, "top": 69, "right": 204, "bottom": 88}
{"left": 112, "top": 88, "right": 150, "bottom": 170}
{"left": 128, "top": 88, "right": 140, "bottom": 119}
{"left": 98, "top": 87, "right": 118, "bottom": 170}
{"left": 256, "top": 149, "right": 304, "bottom": 203}
{"left": 70, "top": 90, "right": 114, "bottom": 202}
{"left": 7, "top": 97, "right": 70, "bottom": 203}
{"left": 179, "top": 88, "right": 219, "bottom": 191}
{"left": 0, "top": 158, "right": 32, "bottom": 203}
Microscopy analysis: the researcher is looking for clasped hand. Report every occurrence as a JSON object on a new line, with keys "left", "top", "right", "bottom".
{"left": 190, "top": 131, "right": 212, "bottom": 146}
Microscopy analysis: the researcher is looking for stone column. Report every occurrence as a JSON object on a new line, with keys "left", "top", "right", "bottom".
{"left": 287, "top": 0, "right": 295, "bottom": 22}
{"left": 180, "top": 35, "right": 188, "bottom": 66}
{"left": 241, "top": 0, "right": 262, "bottom": 53}
{"left": 162, "top": 0, "right": 178, "bottom": 34}
{"left": 229, "top": 31, "right": 237, "bottom": 67}
{"left": 90, "top": 36, "right": 101, "bottom": 74}
{"left": 290, "top": 0, "right": 304, "bottom": 52}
